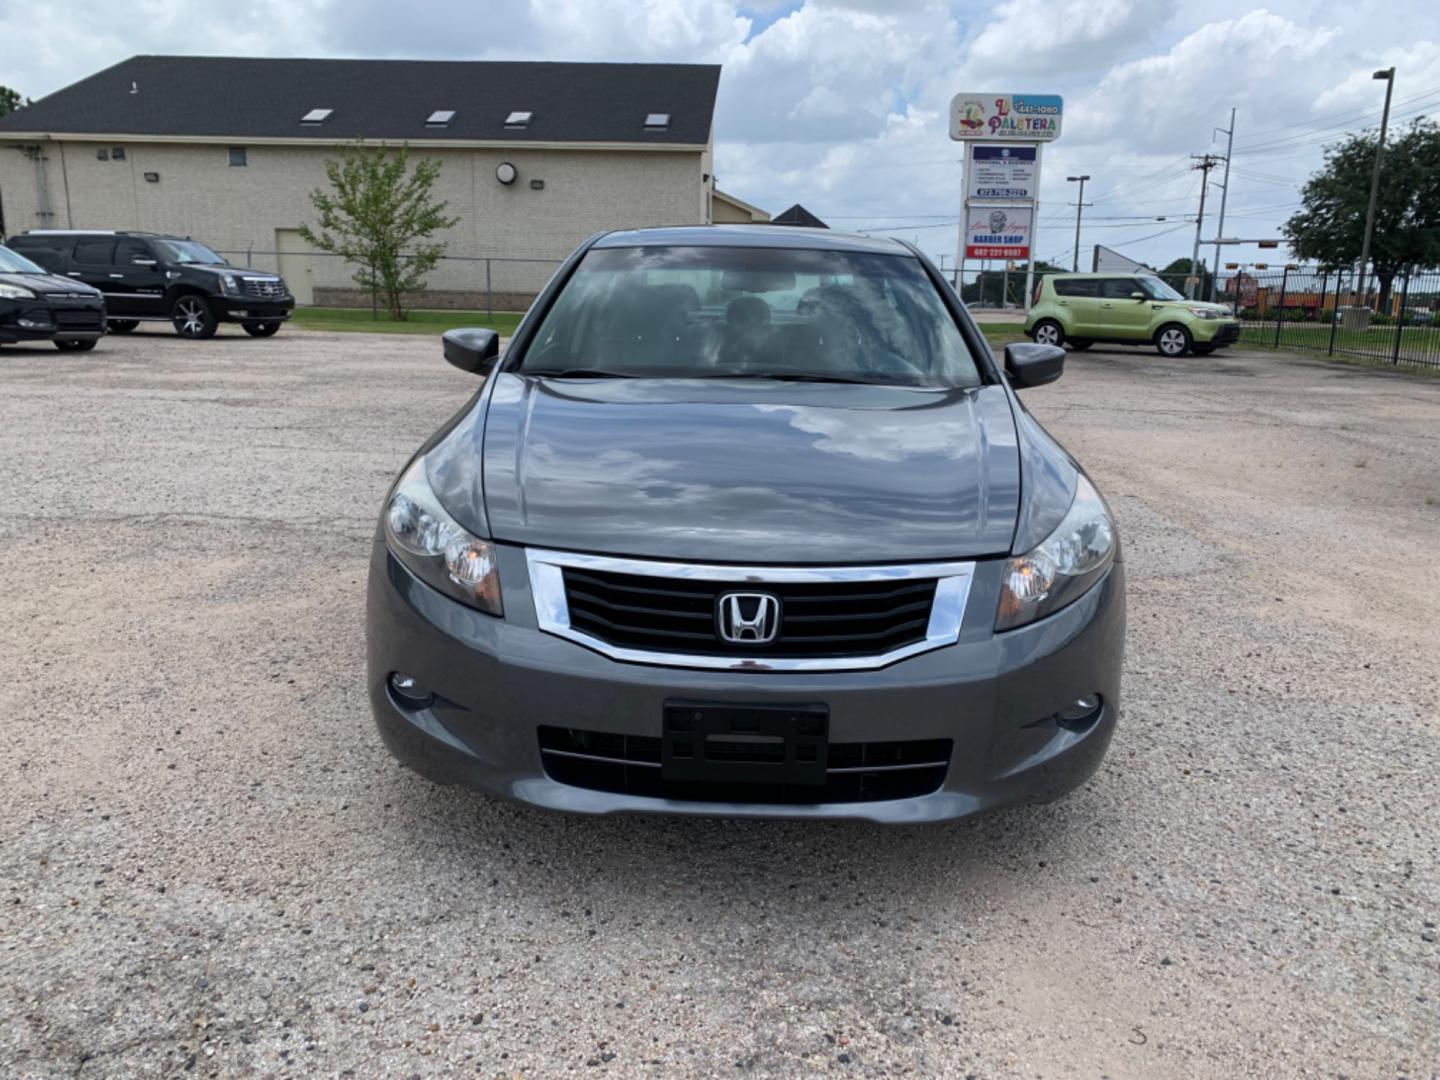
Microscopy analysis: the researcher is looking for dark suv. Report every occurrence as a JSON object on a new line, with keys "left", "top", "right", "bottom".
{"left": 6, "top": 231, "right": 294, "bottom": 339}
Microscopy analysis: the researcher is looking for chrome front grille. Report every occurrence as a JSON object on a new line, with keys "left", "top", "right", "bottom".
{"left": 242, "top": 277, "right": 288, "bottom": 300}
{"left": 562, "top": 567, "right": 937, "bottom": 659}
{"left": 526, "top": 548, "right": 975, "bottom": 672}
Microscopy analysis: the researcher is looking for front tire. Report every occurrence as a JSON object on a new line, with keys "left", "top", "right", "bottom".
{"left": 1155, "top": 324, "right": 1192, "bottom": 357}
{"left": 1032, "top": 319, "right": 1065, "bottom": 348}
{"left": 172, "top": 295, "right": 218, "bottom": 339}
{"left": 242, "top": 321, "right": 282, "bottom": 338}
{"left": 54, "top": 339, "right": 97, "bottom": 352}
{"left": 107, "top": 320, "right": 139, "bottom": 334}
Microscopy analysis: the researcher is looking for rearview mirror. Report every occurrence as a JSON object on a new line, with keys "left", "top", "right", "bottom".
{"left": 1129, "top": 291, "right": 1146, "bottom": 301}
{"left": 1004, "top": 342, "right": 1065, "bottom": 389}
{"left": 442, "top": 328, "right": 500, "bottom": 376}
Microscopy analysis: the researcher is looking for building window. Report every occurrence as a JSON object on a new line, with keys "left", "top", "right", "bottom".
{"left": 112, "top": 147, "right": 126, "bottom": 160}
{"left": 229, "top": 147, "right": 248, "bottom": 167}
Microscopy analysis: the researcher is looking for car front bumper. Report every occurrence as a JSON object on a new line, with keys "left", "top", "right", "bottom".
{"left": 0, "top": 298, "right": 107, "bottom": 343}
{"left": 216, "top": 298, "right": 294, "bottom": 322}
{"left": 366, "top": 537, "right": 1126, "bottom": 823}
{"left": 1194, "top": 319, "right": 1241, "bottom": 345}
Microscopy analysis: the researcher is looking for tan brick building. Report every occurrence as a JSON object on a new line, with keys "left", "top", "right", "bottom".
{"left": 0, "top": 56, "right": 757, "bottom": 308}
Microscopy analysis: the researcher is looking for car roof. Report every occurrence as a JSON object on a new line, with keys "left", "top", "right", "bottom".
{"left": 14, "top": 230, "right": 189, "bottom": 240}
{"left": 1046, "top": 271, "right": 1158, "bottom": 278}
{"left": 592, "top": 224, "right": 912, "bottom": 255}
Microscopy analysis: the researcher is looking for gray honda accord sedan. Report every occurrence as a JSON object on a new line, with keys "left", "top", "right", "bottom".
{"left": 367, "top": 225, "right": 1124, "bottom": 823}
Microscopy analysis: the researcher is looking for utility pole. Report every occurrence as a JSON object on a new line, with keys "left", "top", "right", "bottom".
{"left": 1066, "top": 174, "right": 1091, "bottom": 272}
{"left": 1188, "top": 154, "right": 1222, "bottom": 300}
{"left": 1357, "top": 67, "right": 1396, "bottom": 308}
{"left": 1210, "top": 108, "right": 1236, "bottom": 303}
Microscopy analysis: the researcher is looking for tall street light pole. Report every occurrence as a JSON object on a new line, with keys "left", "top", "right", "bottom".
{"left": 1210, "top": 108, "right": 1236, "bottom": 302}
{"left": 1066, "top": 175, "right": 1090, "bottom": 271}
{"left": 1356, "top": 67, "right": 1396, "bottom": 309}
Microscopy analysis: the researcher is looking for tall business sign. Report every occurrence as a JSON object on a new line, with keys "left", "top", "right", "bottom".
{"left": 950, "top": 93, "right": 1063, "bottom": 311}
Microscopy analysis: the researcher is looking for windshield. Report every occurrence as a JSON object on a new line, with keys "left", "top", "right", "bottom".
{"left": 155, "top": 240, "right": 226, "bottom": 265}
{"left": 0, "top": 245, "right": 46, "bottom": 274}
{"left": 517, "top": 245, "right": 984, "bottom": 388}
{"left": 1138, "top": 276, "right": 1186, "bottom": 301}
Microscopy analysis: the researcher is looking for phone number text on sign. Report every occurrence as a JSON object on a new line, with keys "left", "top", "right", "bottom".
{"left": 969, "top": 145, "right": 1037, "bottom": 201}
{"left": 965, "top": 207, "right": 1031, "bottom": 260}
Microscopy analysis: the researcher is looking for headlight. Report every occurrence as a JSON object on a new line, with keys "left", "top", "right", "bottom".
{"left": 384, "top": 457, "right": 502, "bottom": 616}
{"left": 219, "top": 274, "right": 241, "bottom": 294}
{"left": 0, "top": 283, "right": 36, "bottom": 300}
{"left": 1187, "top": 307, "right": 1223, "bottom": 320}
{"left": 996, "top": 475, "right": 1115, "bottom": 631}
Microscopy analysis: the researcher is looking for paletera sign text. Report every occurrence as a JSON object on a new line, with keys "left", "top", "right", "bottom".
{"left": 950, "top": 94, "right": 1063, "bottom": 141}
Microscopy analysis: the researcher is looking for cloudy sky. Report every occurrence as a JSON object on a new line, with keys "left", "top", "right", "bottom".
{"left": 2, "top": 0, "right": 1438, "bottom": 273}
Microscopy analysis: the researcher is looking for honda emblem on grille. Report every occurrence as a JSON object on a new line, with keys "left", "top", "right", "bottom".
{"left": 717, "top": 592, "right": 781, "bottom": 645}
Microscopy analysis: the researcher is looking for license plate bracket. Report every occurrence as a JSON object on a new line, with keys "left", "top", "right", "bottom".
{"left": 662, "top": 700, "right": 828, "bottom": 786}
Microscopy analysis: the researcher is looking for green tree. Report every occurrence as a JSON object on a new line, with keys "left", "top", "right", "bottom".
{"left": 1283, "top": 118, "right": 1440, "bottom": 309}
{"left": 1160, "top": 257, "right": 1214, "bottom": 300}
{"left": 0, "top": 85, "right": 31, "bottom": 117}
{"left": 300, "top": 141, "right": 459, "bottom": 320}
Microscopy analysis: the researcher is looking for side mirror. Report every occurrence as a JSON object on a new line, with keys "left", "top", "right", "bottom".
{"left": 1129, "top": 291, "right": 1146, "bottom": 301}
{"left": 132, "top": 257, "right": 158, "bottom": 267}
{"left": 1004, "top": 342, "right": 1065, "bottom": 389}
{"left": 442, "top": 327, "right": 500, "bottom": 376}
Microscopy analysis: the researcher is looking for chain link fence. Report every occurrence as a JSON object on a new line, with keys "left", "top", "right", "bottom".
{"left": 214, "top": 249, "right": 565, "bottom": 318}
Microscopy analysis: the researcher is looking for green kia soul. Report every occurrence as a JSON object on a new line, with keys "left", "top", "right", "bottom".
{"left": 1025, "top": 273, "right": 1240, "bottom": 357}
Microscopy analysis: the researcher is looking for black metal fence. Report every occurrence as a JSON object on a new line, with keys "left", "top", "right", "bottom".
{"left": 1217, "top": 265, "right": 1440, "bottom": 371}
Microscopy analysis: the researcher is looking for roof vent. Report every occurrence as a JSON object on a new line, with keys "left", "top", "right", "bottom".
{"left": 426, "top": 109, "right": 456, "bottom": 128}
{"left": 504, "top": 110, "right": 533, "bottom": 129}
{"left": 300, "top": 108, "right": 334, "bottom": 125}
{"left": 644, "top": 112, "right": 671, "bottom": 131}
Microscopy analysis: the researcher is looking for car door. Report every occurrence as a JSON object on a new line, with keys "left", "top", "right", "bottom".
{"left": 1053, "top": 277, "right": 1102, "bottom": 337}
{"left": 69, "top": 237, "right": 124, "bottom": 309}
{"left": 1098, "top": 277, "right": 1153, "bottom": 340}
{"left": 112, "top": 237, "right": 168, "bottom": 316}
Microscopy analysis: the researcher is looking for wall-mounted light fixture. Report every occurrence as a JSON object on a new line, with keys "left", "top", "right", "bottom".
{"left": 144, "top": 172, "right": 160, "bottom": 183}
{"left": 495, "top": 162, "right": 517, "bottom": 185}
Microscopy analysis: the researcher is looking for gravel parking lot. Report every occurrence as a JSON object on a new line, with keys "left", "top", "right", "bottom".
{"left": 2, "top": 327, "right": 1437, "bottom": 1078}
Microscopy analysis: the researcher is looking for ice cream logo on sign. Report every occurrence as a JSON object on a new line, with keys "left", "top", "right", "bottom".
{"left": 957, "top": 99, "right": 986, "bottom": 131}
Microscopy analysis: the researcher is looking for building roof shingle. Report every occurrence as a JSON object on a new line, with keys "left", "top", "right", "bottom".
{"left": 0, "top": 55, "right": 720, "bottom": 146}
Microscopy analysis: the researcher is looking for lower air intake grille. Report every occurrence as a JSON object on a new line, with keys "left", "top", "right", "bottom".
{"left": 538, "top": 726, "right": 951, "bottom": 804}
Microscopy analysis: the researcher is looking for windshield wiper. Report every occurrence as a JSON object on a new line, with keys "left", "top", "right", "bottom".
{"left": 526, "top": 367, "right": 638, "bottom": 379}
{"left": 698, "top": 371, "right": 899, "bottom": 385}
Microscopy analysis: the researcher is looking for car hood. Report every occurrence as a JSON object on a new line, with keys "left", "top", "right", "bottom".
{"left": 0, "top": 271, "right": 100, "bottom": 297}
{"left": 186, "top": 263, "right": 275, "bottom": 277}
{"left": 477, "top": 374, "right": 1021, "bottom": 564}
{"left": 1157, "top": 299, "right": 1230, "bottom": 316}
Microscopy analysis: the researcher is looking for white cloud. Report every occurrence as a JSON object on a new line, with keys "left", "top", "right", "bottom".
{"left": 2, "top": 0, "right": 1437, "bottom": 270}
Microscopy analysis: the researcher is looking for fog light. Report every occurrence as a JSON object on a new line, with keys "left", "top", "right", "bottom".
{"left": 389, "top": 671, "right": 434, "bottom": 708}
{"left": 1056, "top": 694, "right": 1103, "bottom": 728}
{"left": 17, "top": 318, "right": 53, "bottom": 330}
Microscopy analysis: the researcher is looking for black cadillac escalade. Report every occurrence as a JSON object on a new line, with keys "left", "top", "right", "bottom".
{"left": 0, "top": 243, "right": 106, "bottom": 351}
{"left": 6, "top": 230, "right": 294, "bottom": 339}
